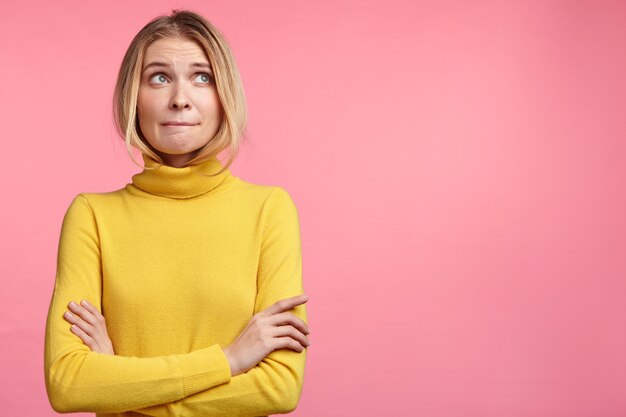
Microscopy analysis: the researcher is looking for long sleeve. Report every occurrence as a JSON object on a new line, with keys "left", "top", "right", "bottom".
{"left": 44, "top": 194, "right": 233, "bottom": 414}
{"left": 133, "top": 186, "right": 308, "bottom": 417}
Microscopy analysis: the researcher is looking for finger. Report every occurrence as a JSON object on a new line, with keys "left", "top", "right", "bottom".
{"left": 67, "top": 301, "right": 98, "bottom": 326}
{"left": 273, "top": 336, "right": 305, "bottom": 353}
{"left": 70, "top": 324, "right": 96, "bottom": 350}
{"left": 272, "top": 324, "right": 310, "bottom": 347}
{"left": 64, "top": 311, "right": 95, "bottom": 336}
{"left": 80, "top": 300, "right": 108, "bottom": 333}
{"left": 263, "top": 294, "right": 308, "bottom": 316}
{"left": 80, "top": 300, "right": 104, "bottom": 321}
{"left": 270, "top": 312, "right": 310, "bottom": 335}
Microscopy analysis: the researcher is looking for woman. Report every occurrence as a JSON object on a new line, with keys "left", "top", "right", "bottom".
{"left": 44, "top": 9, "right": 310, "bottom": 417}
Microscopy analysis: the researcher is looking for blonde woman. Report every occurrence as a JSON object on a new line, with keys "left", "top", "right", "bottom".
{"left": 44, "top": 9, "right": 310, "bottom": 417}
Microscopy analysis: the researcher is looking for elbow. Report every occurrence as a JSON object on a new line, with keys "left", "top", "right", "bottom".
{"left": 45, "top": 352, "right": 89, "bottom": 413}
{"left": 274, "top": 376, "right": 303, "bottom": 414}
{"left": 268, "top": 357, "right": 306, "bottom": 414}
{"left": 46, "top": 376, "right": 77, "bottom": 413}
{"left": 279, "top": 395, "right": 300, "bottom": 415}
{"left": 48, "top": 397, "right": 74, "bottom": 414}
{"left": 46, "top": 374, "right": 78, "bottom": 413}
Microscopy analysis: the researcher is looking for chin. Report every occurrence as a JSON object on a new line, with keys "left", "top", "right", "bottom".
{"left": 158, "top": 144, "right": 207, "bottom": 156}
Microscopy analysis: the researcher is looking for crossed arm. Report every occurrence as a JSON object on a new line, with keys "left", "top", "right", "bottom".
{"left": 62, "top": 293, "right": 309, "bottom": 417}
{"left": 44, "top": 187, "right": 308, "bottom": 415}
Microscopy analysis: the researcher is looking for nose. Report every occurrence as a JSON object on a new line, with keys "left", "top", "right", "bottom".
{"left": 169, "top": 84, "right": 191, "bottom": 110}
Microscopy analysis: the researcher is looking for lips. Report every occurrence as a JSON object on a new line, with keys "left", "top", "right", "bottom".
{"left": 161, "top": 122, "right": 198, "bottom": 126}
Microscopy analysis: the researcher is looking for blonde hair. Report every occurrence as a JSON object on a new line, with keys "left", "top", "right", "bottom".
{"left": 112, "top": 9, "right": 247, "bottom": 173}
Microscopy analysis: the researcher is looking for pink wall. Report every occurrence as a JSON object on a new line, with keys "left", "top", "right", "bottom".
{"left": 1, "top": 0, "right": 625, "bottom": 416}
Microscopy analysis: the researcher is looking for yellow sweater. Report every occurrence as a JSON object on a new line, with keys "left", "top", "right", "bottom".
{"left": 44, "top": 153, "right": 307, "bottom": 417}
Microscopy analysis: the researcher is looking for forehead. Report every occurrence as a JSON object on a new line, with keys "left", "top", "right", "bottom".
{"left": 143, "top": 37, "right": 209, "bottom": 65}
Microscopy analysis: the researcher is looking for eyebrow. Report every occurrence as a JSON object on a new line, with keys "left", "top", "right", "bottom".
{"left": 142, "top": 61, "right": 212, "bottom": 73}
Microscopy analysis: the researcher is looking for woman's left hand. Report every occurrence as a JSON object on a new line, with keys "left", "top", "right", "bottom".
{"left": 63, "top": 300, "right": 115, "bottom": 355}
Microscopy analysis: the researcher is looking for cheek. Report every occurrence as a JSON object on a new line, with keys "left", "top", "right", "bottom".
{"left": 198, "top": 91, "right": 223, "bottom": 120}
{"left": 137, "top": 92, "right": 157, "bottom": 124}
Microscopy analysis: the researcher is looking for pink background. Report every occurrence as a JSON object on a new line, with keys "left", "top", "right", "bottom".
{"left": 1, "top": 0, "right": 625, "bottom": 416}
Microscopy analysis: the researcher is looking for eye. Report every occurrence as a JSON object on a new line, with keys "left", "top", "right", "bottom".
{"left": 148, "top": 73, "right": 168, "bottom": 85}
{"left": 195, "top": 72, "right": 214, "bottom": 84}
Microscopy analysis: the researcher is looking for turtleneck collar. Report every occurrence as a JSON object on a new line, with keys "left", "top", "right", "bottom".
{"left": 131, "top": 153, "right": 231, "bottom": 199}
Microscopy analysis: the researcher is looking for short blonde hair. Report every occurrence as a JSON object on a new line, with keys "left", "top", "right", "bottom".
{"left": 112, "top": 9, "right": 247, "bottom": 172}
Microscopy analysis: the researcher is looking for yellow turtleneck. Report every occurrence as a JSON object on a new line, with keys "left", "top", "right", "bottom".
{"left": 44, "top": 153, "right": 307, "bottom": 417}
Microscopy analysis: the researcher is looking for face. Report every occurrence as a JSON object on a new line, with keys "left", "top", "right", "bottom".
{"left": 137, "top": 36, "right": 222, "bottom": 167}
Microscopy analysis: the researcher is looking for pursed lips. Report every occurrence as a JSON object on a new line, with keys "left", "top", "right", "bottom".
{"left": 161, "top": 122, "right": 198, "bottom": 126}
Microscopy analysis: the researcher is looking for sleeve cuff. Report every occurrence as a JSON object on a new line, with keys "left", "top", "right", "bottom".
{"left": 177, "top": 344, "right": 232, "bottom": 397}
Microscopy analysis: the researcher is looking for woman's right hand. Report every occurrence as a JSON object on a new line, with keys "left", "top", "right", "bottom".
{"left": 222, "top": 294, "right": 310, "bottom": 376}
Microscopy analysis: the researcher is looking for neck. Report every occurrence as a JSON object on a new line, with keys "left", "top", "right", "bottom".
{"left": 152, "top": 149, "right": 205, "bottom": 168}
{"left": 160, "top": 155, "right": 194, "bottom": 168}
{"left": 131, "top": 153, "right": 231, "bottom": 199}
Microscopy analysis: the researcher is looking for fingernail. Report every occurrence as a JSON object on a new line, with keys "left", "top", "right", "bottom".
{"left": 302, "top": 294, "right": 308, "bottom": 300}
{"left": 69, "top": 302, "right": 77, "bottom": 308}
{"left": 81, "top": 300, "right": 89, "bottom": 307}
{"left": 64, "top": 312, "right": 73, "bottom": 319}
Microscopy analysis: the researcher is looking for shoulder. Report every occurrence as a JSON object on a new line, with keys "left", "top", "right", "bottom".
{"left": 260, "top": 186, "right": 300, "bottom": 227}
{"left": 232, "top": 178, "right": 300, "bottom": 225}
{"left": 266, "top": 186, "right": 298, "bottom": 213}
{"left": 232, "top": 178, "right": 298, "bottom": 211}
{"left": 63, "top": 188, "right": 128, "bottom": 216}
